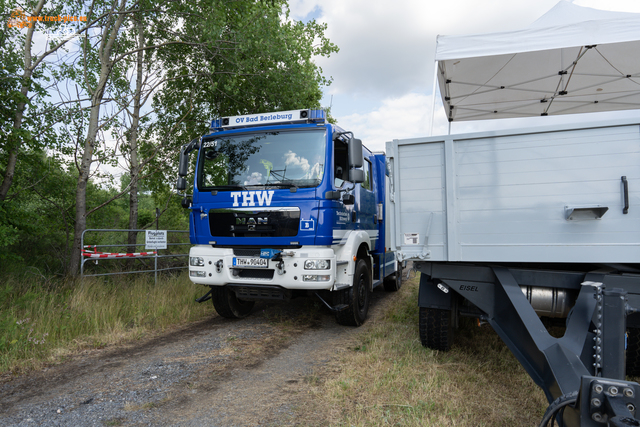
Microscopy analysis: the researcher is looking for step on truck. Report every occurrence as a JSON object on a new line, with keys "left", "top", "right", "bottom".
{"left": 177, "top": 109, "right": 402, "bottom": 326}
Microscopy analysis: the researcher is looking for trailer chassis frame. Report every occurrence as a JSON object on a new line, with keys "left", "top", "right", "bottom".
{"left": 415, "top": 261, "right": 640, "bottom": 426}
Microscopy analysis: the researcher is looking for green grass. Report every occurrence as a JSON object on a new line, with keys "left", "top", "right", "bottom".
{"left": 0, "top": 273, "right": 213, "bottom": 374}
{"left": 303, "top": 276, "right": 549, "bottom": 426}
{"left": 1, "top": 270, "right": 552, "bottom": 425}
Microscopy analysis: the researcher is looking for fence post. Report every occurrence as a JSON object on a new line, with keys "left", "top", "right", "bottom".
{"left": 155, "top": 208, "right": 159, "bottom": 285}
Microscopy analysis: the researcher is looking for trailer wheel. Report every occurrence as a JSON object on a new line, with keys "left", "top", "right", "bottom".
{"left": 211, "top": 286, "right": 255, "bottom": 319}
{"left": 383, "top": 262, "right": 403, "bottom": 292}
{"left": 627, "top": 328, "right": 640, "bottom": 377}
{"left": 335, "top": 259, "right": 371, "bottom": 326}
{"left": 419, "top": 307, "right": 453, "bottom": 351}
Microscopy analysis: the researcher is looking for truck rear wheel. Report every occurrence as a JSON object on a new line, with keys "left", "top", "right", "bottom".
{"left": 335, "top": 259, "right": 371, "bottom": 326}
{"left": 211, "top": 286, "right": 255, "bottom": 319}
{"left": 627, "top": 328, "right": 640, "bottom": 376}
{"left": 419, "top": 307, "right": 453, "bottom": 351}
{"left": 383, "top": 262, "right": 403, "bottom": 292}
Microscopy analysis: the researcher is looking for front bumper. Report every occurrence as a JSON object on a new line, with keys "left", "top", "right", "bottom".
{"left": 188, "top": 245, "right": 338, "bottom": 291}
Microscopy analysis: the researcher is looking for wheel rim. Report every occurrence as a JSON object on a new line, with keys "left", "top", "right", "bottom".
{"left": 357, "top": 274, "right": 367, "bottom": 312}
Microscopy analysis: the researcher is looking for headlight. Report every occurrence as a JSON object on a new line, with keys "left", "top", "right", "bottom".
{"left": 190, "top": 270, "right": 206, "bottom": 277}
{"left": 190, "top": 256, "right": 205, "bottom": 267}
{"left": 304, "top": 259, "right": 331, "bottom": 270}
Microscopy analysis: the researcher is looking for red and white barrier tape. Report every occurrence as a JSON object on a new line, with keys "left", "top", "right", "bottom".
{"left": 82, "top": 248, "right": 157, "bottom": 258}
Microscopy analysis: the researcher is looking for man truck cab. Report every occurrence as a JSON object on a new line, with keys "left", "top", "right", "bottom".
{"left": 177, "top": 109, "right": 401, "bottom": 326}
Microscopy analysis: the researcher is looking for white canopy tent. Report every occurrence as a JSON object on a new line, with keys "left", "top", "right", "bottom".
{"left": 435, "top": 0, "right": 640, "bottom": 123}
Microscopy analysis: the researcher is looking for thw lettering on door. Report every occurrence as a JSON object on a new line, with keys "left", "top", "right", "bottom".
{"left": 230, "top": 191, "right": 275, "bottom": 207}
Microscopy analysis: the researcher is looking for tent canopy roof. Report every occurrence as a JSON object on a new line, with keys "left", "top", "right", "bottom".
{"left": 436, "top": 1, "right": 640, "bottom": 122}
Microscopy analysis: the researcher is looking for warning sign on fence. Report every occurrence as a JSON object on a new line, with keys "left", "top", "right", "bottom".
{"left": 145, "top": 230, "right": 167, "bottom": 250}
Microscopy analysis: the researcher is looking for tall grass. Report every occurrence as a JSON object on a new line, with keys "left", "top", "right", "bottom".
{"left": 0, "top": 273, "right": 213, "bottom": 374}
{"left": 305, "top": 276, "right": 549, "bottom": 426}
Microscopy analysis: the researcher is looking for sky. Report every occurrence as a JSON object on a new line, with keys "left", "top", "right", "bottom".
{"left": 287, "top": 0, "right": 640, "bottom": 153}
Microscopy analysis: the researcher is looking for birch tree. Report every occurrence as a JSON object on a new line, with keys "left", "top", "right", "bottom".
{"left": 0, "top": 0, "right": 94, "bottom": 201}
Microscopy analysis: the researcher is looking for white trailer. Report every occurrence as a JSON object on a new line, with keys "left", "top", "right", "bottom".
{"left": 387, "top": 117, "right": 640, "bottom": 427}
{"left": 391, "top": 2, "right": 640, "bottom": 425}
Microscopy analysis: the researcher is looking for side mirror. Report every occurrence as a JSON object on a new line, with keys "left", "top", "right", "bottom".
{"left": 178, "top": 150, "right": 189, "bottom": 177}
{"left": 349, "top": 168, "right": 365, "bottom": 184}
{"left": 177, "top": 177, "right": 187, "bottom": 192}
{"left": 179, "top": 137, "right": 199, "bottom": 177}
{"left": 348, "top": 138, "right": 363, "bottom": 168}
{"left": 181, "top": 196, "right": 192, "bottom": 209}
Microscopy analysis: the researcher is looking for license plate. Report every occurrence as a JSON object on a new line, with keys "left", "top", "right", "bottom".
{"left": 233, "top": 257, "right": 268, "bottom": 268}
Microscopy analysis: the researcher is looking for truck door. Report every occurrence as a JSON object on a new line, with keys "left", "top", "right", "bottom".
{"left": 358, "top": 158, "right": 377, "bottom": 246}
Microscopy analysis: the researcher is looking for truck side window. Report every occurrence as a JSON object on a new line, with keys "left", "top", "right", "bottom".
{"left": 334, "top": 139, "right": 349, "bottom": 187}
{"left": 362, "top": 159, "right": 372, "bottom": 190}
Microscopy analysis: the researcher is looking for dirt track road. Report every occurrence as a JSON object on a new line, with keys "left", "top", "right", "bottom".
{"left": 0, "top": 286, "right": 400, "bottom": 426}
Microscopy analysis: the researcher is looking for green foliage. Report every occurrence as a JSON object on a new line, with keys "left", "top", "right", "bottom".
{"left": 0, "top": 0, "right": 338, "bottom": 274}
{"left": 147, "top": 0, "right": 338, "bottom": 195}
{"left": 0, "top": 273, "right": 212, "bottom": 374}
{"left": 0, "top": 204, "right": 20, "bottom": 259}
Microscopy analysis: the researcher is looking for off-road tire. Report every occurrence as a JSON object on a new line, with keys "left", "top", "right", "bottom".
{"left": 419, "top": 307, "right": 453, "bottom": 351}
{"left": 383, "top": 262, "right": 403, "bottom": 292}
{"left": 211, "top": 286, "right": 255, "bottom": 319}
{"left": 335, "top": 259, "right": 371, "bottom": 326}
{"left": 627, "top": 328, "right": 640, "bottom": 376}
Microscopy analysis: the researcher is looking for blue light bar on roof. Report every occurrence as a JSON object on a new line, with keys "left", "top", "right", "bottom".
{"left": 210, "top": 109, "right": 326, "bottom": 131}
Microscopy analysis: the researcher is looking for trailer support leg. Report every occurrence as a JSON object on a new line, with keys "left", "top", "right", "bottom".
{"left": 491, "top": 267, "right": 591, "bottom": 402}
{"left": 417, "top": 262, "right": 640, "bottom": 426}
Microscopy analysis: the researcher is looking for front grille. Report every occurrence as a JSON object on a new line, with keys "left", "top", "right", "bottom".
{"left": 234, "top": 269, "right": 274, "bottom": 280}
{"left": 233, "top": 248, "right": 261, "bottom": 257}
{"left": 209, "top": 208, "right": 300, "bottom": 238}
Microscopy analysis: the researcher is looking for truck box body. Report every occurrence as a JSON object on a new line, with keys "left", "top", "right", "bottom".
{"left": 387, "top": 118, "right": 640, "bottom": 264}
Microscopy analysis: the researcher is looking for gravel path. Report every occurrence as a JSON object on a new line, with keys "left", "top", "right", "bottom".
{"left": 0, "top": 287, "right": 397, "bottom": 426}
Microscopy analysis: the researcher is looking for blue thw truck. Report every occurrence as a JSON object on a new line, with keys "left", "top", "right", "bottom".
{"left": 177, "top": 109, "right": 402, "bottom": 326}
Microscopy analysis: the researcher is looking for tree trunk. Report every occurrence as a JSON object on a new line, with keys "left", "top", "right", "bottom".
{"left": 68, "top": 0, "right": 127, "bottom": 276}
{"left": 69, "top": 94, "right": 104, "bottom": 276}
{"left": 127, "top": 16, "right": 145, "bottom": 253}
{"left": 0, "top": 0, "right": 45, "bottom": 201}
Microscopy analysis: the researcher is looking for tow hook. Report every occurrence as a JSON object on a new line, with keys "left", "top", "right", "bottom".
{"left": 276, "top": 260, "right": 285, "bottom": 275}
{"left": 314, "top": 292, "right": 348, "bottom": 312}
{"left": 195, "top": 289, "right": 212, "bottom": 303}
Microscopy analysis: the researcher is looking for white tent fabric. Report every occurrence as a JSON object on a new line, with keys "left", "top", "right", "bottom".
{"left": 435, "top": 1, "right": 640, "bottom": 122}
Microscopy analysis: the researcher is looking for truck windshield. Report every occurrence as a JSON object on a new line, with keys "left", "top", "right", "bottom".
{"left": 197, "top": 129, "right": 326, "bottom": 191}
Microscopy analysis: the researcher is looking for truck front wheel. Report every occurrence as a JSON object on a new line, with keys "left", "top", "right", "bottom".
{"left": 211, "top": 286, "right": 255, "bottom": 319}
{"left": 335, "top": 259, "right": 371, "bottom": 326}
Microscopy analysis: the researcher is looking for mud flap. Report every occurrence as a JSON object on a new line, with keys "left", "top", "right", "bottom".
{"left": 418, "top": 274, "right": 452, "bottom": 309}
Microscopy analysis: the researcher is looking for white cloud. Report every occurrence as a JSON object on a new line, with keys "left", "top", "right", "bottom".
{"left": 309, "top": 0, "right": 560, "bottom": 101}
{"left": 284, "top": 151, "right": 311, "bottom": 173}
{"left": 297, "top": 0, "right": 640, "bottom": 143}
{"left": 337, "top": 93, "right": 444, "bottom": 152}
{"left": 287, "top": 0, "right": 321, "bottom": 19}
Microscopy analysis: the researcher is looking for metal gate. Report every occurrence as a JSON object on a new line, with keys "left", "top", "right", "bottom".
{"left": 80, "top": 229, "right": 189, "bottom": 284}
